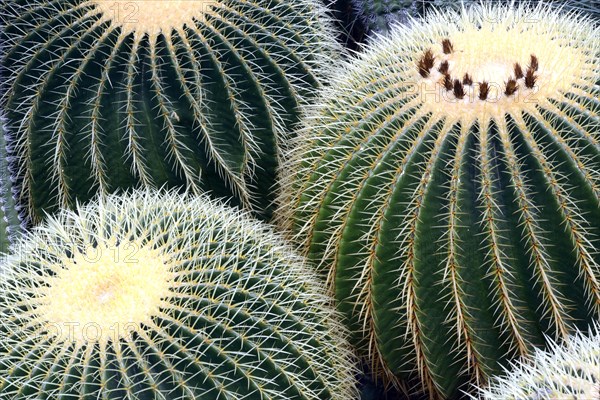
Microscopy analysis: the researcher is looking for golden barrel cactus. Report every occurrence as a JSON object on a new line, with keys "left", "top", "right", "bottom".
{"left": 278, "top": 3, "right": 600, "bottom": 398}
{"left": 0, "top": 0, "right": 341, "bottom": 222}
{"left": 0, "top": 190, "right": 357, "bottom": 399}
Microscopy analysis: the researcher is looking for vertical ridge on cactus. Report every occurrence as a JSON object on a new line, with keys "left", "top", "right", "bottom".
{"left": 0, "top": 189, "right": 358, "bottom": 399}
{"left": 0, "top": 0, "right": 341, "bottom": 222}
{"left": 277, "top": 2, "right": 600, "bottom": 398}
{"left": 478, "top": 324, "right": 600, "bottom": 399}
{"left": 0, "top": 114, "right": 22, "bottom": 256}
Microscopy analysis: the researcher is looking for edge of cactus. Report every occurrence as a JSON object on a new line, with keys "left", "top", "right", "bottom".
{"left": 474, "top": 322, "right": 600, "bottom": 399}
{"left": 0, "top": 112, "right": 23, "bottom": 256}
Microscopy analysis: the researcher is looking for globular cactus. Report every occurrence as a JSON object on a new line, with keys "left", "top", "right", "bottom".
{"left": 0, "top": 114, "right": 22, "bottom": 255}
{"left": 479, "top": 324, "right": 600, "bottom": 399}
{"left": 277, "top": 2, "right": 600, "bottom": 399}
{"left": 0, "top": 189, "right": 358, "bottom": 399}
{"left": 0, "top": 0, "right": 341, "bottom": 223}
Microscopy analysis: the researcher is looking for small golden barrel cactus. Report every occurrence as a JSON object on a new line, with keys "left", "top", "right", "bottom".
{"left": 480, "top": 325, "right": 600, "bottom": 399}
{"left": 0, "top": 190, "right": 357, "bottom": 399}
{"left": 0, "top": 0, "right": 340, "bottom": 222}
{"left": 278, "top": 2, "right": 600, "bottom": 399}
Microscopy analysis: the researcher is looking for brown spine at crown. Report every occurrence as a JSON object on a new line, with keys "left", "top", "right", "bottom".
{"left": 462, "top": 73, "right": 473, "bottom": 85}
{"left": 529, "top": 54, "right": 538, "bottom": 71}
{"left": 453, "top": 79, "right": 465, "bottom": 99}
{"left": 423, "top": 49, "right": 435, "bottom": 70}
{"left": 418, "top": 49, "right": 436, "bottom": 77}
{"left": 479, "top": 81, "right": 490, "bottom": 100}
{"left": 438, "top": 60, "right": 449, "bottom": 74}
{"left": 514, "top": 63, "right": 524, "bottom": 79}
{"left": 442, "top": 38, "right": 454, "bottom": 54}
{"left": 443, "top": 73, "right": 453, "bottom": 90}
{"left": 525, "top": 68, "right": 537, "bottom": 88}
{"left": 505, "top": 78, "right": 518, "bottom": 96}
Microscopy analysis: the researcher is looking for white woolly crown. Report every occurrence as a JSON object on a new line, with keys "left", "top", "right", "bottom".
{"left": 301, "top": 1, "right": 599, "bottom": 125}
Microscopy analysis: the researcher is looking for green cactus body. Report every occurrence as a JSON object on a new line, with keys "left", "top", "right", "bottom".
{"left": 277, "top": 3, "right": 600, "bottom": 398}
{"left": 480, "top": 325, "right": 600, "bottom": 399}
{"left": 0, "top": 115, "right": 21, "bottom": 255}
{"left": 0, "top": 0, "right": 340, "bottom": 223}
{"left": 0, "top": 189, "right": 357, "bottom": 399}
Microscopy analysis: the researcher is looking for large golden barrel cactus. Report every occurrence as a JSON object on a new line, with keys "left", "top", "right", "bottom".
{"left": 277, "top": 3, "right": 600, "bottom": 398}
{"left": 0, "top": 0, "right": 340, "bottom": 222}
{"left": 0, "top": 190, "right": 358, "bottom": 399}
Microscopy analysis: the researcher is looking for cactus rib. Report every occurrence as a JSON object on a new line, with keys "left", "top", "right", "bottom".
{"left": 0, "top": 0, "right": 341, "bottom": 222}
{"left": 0, "top": 114, "right": 22, "bottom": 256}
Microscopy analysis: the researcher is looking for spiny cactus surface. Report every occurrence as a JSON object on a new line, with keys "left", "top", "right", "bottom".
{"left": 0, "top": 189, "right": 357, "bottom": 399}
{"left": 278, "top": 3, "right": 600, "bottom": 399}
{"left": 0, "top": 0, "right": 340, "bottom": 223}
{"left": 0, "top": 114, "right": 21, "bottom": 255}
{"left": 479, "top": 324, "right": 600, "bottom": 399}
